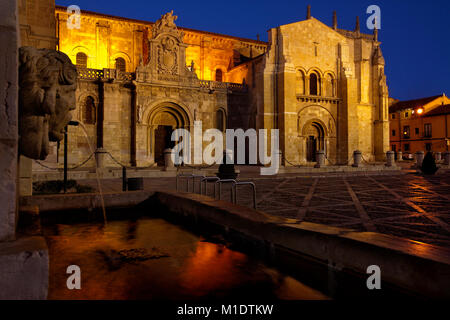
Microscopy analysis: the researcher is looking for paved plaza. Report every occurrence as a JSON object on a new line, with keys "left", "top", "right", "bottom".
{"left": 83, "top": 169, "right": 450, "bottom": 249}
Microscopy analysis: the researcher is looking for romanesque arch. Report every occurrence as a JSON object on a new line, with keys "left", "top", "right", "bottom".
{"left": 297, "top": 105, "right": 337, "bottom": 163}
{"left": 144, "top": 101, "right": 191, "bottom": 165}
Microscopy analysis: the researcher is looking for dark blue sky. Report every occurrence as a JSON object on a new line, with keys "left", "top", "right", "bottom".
{"left": 57, "top": 0, "right": 450, "bottom": 101}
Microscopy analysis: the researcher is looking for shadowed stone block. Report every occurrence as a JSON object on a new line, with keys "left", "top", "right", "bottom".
{"left": 0, "top": 237, "right": 48, "bottom": 300}
{"left": 314, "top": 150, "right": 325, "bottom": 168}
{"left": 386, "top": 150, "right": 395, "bottom": 167}
{"left": 415, "top": 151, "right": 424, "bottom": 167}
{"left": 164, "top": 148, "right": 176, "bottom": 171}
{"left": 352, "top": 150, "right": 362, "bottom": 167}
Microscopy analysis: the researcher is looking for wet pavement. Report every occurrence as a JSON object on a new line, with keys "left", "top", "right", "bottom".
{"left": 81, "top": 169, "right": 450, "bottom": 248}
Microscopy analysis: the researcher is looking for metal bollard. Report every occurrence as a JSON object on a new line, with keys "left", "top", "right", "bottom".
{"left": 122, "top": 166, "right": 127, "bottom": 191}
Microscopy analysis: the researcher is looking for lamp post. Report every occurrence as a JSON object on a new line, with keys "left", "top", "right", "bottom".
{"left": 63, "top": 120, "right": 79, "bottom": 193}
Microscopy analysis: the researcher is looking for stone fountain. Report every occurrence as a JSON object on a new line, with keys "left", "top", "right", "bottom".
{"left": 0, "top": 0, "right": 77, "bottom": 299}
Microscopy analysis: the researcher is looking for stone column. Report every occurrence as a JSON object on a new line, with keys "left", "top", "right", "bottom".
{"left": 0, "top": 0, "right": 48, "bottom": 300}
{"left": 314, "top": 150, "right": 325, "bottom": 168}
{"left": 435, "top": 152, "right": 442, "bottom": 162}
{"left": 415, "top": 151, "right": 424, "bottom": 167}
{"left": 95, "top": 147, "right": 107, "bottom": 168}
{"left": 386, "top": 151, "right": 395, "bottom": 167}
{"left": 397, "top": 151, "right": 403, "bottom": 162}
{"left": 0, "top": 0, "right": 19, "bottom": 241}
{"left": 163, "top": 148, "right": 176, "bottom": 171}
{"left": 444, "top": 151, "right": 450, "bottom": 166}
{"left": 352, "top": 150, "right": 362, "bottom": 167}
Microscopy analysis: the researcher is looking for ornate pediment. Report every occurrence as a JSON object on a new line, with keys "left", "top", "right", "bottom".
{"left": 136, "top": 11, "right": 198, "bottom": 84}
{"left": 152, "top": 11, "right": 184, "bottom": 41}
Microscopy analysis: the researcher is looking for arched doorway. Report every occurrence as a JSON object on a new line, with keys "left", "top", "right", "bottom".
{"left": 304, "top": 122, "right": 325, "bottom": 162}
{"left": 148, "top": 103, "right": 190, "bottom": 166}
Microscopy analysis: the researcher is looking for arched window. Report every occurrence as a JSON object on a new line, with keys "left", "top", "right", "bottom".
{"left": 216, "top": 109, "right": 226, "bottom": 132}
{"left": 297, "top": 70, "right": 306, "bottom": 95}
{"left": 325, "top": 74, "right": 335, "bottom": 97}
{"left": 309, "top": 72, "right": 320, "bottom": 96}
{"left": 115, "top": 57, "right": 126, "bottom": 72}
{"left": 76, "top": 52, "right": 87, "bottom": 68}
{"left": 83, "top": 96, "right": 96, "bottom": 124}
{"left": 215, "top": 69, "right": 223, "bottom": 82}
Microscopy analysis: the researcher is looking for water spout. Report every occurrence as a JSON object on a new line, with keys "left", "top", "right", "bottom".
{"left": 77, "top": 122, "right": 107, "bottom": 224}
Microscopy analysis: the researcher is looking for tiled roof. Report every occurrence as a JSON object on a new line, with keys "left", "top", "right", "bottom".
{"left": 389, "top": 95, "right": 443, "bottom": 113}
{"left": 423, "top": 104, "right": 450, "bottom": 117}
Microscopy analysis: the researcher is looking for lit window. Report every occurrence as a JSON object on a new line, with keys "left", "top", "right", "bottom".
{"left": 215, "top": 69, "right": 223, "bottom": 82}
{"left": 403, "top": 126, "right": 410, "bottom": 139}
{"left": 76, "top": 52, "right": 87, "bottom": 68}
{"left": 424, "top": 123, "right": 432, "bottom": 138}
{"left": 83, "top": 96, "right": 96, "bottom": 124}
{"left": 115, "top": 58, "right": 126, "bottom": 72}
{"left": 309, "top": 73, "right": 320, "bottom": 96}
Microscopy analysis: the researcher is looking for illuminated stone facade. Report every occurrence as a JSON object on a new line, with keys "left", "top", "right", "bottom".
{"left": 22, "top": 3, "right": 390, "bottom": 169}
{"left": 253, "top": 14, "right": 390, "bottom": 164}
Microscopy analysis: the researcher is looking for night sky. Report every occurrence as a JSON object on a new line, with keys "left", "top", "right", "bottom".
{"left": 56, "top": 0, "right": 450, "bottom": 101}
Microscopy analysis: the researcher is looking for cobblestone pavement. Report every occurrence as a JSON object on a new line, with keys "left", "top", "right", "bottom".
{"left": 83, "top": 170, "right": 450, "bottom": 248}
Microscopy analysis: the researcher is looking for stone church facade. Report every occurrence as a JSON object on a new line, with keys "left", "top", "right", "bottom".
{"left": 20, "top": 2, "right": 390, "bottom": 169}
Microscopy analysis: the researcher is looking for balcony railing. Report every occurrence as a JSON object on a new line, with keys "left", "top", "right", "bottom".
{"left": 77, "top": 68, "right": 247, "bottom": 93}
{"left": 77, "top": 67, "right": 135, "bottom": 81}
{"left": 199, "top": 80, "right": 247, "bottom": 93}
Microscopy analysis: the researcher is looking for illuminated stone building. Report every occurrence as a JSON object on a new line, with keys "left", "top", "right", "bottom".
{"left": 20, "top": 2, "right": 390, "bottom": 169}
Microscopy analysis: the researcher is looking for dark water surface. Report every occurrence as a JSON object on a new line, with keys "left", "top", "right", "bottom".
{"left": 43, "top": 217, "right": 329, "bottom": 300}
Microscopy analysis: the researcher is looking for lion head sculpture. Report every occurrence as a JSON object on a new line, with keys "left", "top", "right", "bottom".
{"left": 19, "top": 47, "right": 77, "bottom": 160}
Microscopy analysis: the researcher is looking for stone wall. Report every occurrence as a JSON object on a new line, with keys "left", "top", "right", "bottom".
{"left": 0, "top": 0, "right": 20, "bottom": 241}
{"left": 18, "top": 0, "right": 56, "bottom": 49}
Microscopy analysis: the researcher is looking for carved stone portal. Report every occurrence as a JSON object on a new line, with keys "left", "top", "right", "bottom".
{"left": 18, "top": 47, "right": 77, "bottom": 160}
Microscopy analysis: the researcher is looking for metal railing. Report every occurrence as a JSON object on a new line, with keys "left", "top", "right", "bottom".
{"left": 215, "top": 179, "right": 236, "bottom": 202}
{"left": 176, "top": 174, "right": 194, "bottom": 192}
{"left": 200, "top": 177, "right": 220, "bottom": 196}
{"left": 176, "top": 174, "right": 257, "bottom": 210}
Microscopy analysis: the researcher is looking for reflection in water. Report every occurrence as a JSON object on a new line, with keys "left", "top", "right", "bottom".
{"left": 43, "top": 217, "right": 328, "bottom": 300}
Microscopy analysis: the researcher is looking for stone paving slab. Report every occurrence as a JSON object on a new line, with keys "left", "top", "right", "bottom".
{"left": 75, "top": 170, "right": 450, "bottom": 249}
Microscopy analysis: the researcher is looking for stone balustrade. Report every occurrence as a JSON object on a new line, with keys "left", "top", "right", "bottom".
{"left": 77, "top": 67, "right": 135, "bottom": 81}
